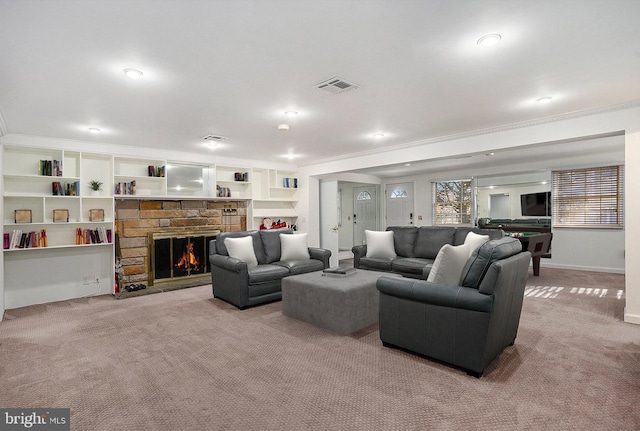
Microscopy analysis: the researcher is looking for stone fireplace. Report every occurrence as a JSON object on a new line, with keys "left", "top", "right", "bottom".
{"left": 115, "top": 199, "right": 247, "bottom": 295}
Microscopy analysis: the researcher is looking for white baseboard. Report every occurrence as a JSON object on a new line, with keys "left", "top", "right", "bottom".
{"left": 540, "top": 262, "right": 625, "bottom": 274}
{"left": 623, "top": 311, "right": 640, "bottom": 325}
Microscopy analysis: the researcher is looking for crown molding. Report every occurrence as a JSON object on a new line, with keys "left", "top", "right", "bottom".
{"left": 300, "top": 99, "right": 640, "bottom": 168}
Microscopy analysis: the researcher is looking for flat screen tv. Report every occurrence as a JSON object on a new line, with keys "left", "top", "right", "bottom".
{"left": 520, "top": 191, "right": 551, "bottom": 217}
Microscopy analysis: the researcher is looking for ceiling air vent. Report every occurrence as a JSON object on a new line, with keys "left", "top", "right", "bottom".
{"left": 314, "top": 76, "right": 360, "bottom": 94}
{"left": 202, "top": 134, "right": 228, "bottom": 142}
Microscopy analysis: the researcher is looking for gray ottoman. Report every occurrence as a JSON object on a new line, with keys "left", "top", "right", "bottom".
{"left": 281, "top": 270, "right": 399, "bottom": 335}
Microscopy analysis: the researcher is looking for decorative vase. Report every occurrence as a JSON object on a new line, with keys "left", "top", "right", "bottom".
{"left": 91, "top": 190, "right": 100, "bottom": 196}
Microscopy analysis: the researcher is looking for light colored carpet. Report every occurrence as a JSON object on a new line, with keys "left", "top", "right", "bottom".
{"left": 0, "top": 268, "right": 638, "bottom": 430}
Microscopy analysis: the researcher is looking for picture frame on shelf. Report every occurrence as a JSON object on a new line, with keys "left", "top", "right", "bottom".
{"left": 53, "top": 209, "right": 69, "bottom": 222}
{"left": 14, "top": 209, "right": 32, "bottom": 223}
{"left": 89, "top": 209, "right": 105, "bottom": 222}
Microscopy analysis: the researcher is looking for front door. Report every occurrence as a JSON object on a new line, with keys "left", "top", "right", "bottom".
{"left": 386, "top": 182, "right": 414, "bottom": 226}
{"left": 353, "top": 186, "right": 377, "bottom": 245}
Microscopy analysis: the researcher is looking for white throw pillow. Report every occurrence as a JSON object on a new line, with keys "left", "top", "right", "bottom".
{"left": 464, "top": 231, "right": 490, "bottom": 256}
{"left": 280, "top": 233, "right": 310, "bottom": 261}
{"left": 427, "top": 243, "right": 470, "bottom": 285}
{"left": 365, "top": 230, "right": 397, "bottom": 259}
{"left": 224, "top": 236, "right": 258, "bottom": 269}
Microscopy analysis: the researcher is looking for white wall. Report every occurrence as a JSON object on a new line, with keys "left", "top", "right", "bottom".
{"left": 338, "top": 183, "right": 355, "bottom": 251}
{"left": 319, "top": 180, "right": 339, "bottom": 267}
{"left": 624, "top": 131, "right": 640, "bottom": 323}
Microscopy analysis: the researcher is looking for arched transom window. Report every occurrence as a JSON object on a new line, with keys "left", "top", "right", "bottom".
{"left": 390, "top": 188, "right": 408, "bottom": 198}
{"left": 357, "top": 191, "right": 372, "bottom": 200}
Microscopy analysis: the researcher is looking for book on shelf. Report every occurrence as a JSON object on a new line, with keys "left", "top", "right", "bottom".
{"left": 39, "top": 159, "right": 63, "bottom": 176}
{"left": 76, "top": 227, "right": 111, "bottom": 245}
{"left": 8, "top": 229, "right": 45, "bottom": 249}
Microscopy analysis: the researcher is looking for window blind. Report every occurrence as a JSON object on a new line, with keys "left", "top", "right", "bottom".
{"left": 552, "top": 165, "right": 624, "bottom": 228}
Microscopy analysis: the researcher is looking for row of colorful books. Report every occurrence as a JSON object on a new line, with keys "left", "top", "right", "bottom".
{"left": 148, "top": 165, "right": 165, "bottom": 177}
{"left": 52, "top": 181, "right": 81, "bottom": 196}
{"left": 39, "top": 160, "right": 63, "bottom": 176}
{"left": 4, "top": 229, "right": 48, "bottom": 249}
{"left": 114, "top": 181, "right": 136, "bottom": 195}
{"left": 75, "top": 227, "right": 112, "bottom": 244}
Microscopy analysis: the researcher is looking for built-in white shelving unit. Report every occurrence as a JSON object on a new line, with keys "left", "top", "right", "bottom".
{"left": 2, "top": 144, "right": 299, "bottom": 308}
{"left": 2, "top": 145, "right": 116, "bottom": 309}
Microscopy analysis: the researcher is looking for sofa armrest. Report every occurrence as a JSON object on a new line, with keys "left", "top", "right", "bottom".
{"left": 376, "top": 276, "right": 493, "bottom": 313}
{"left": 351, "top": 244, "right": 367, "bottom": 268}
{"left": 210, "top": 254, "right": 248, "bottom": 272}
{"left": 309, "top": 247, "right": 331, "bottom": 268}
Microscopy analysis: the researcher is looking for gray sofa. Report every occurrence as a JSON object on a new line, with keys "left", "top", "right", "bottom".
{"left": 377, "top": 236, "right": 531, "bottom": 377}
{"left": 352, "top": 226, "right": 504, "bottom": 279}
{"left": 209, "top": 228, "right": 331, "bottom": 309}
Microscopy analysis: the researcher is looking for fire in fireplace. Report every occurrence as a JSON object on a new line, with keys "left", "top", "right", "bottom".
{"left": 149, "top": 230, "right": 219, "bottom": 286}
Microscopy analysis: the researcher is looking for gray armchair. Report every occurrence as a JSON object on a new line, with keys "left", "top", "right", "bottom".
{"left": 376, "top": 237, "right": 531, "bottom": 377}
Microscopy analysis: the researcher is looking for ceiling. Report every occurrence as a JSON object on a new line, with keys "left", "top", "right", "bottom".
{"left": 1, "top": 0, "right": 639, "bottom": 176}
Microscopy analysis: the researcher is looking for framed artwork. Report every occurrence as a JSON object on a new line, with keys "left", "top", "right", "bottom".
{"left": 14, "top": 209, "right": 32, "bottom": 223}
{"left": 53, "top": 209, "right": 69, "bottom": 222}
{"left": 89, "top": 209, "right": 105, "bottom": 222}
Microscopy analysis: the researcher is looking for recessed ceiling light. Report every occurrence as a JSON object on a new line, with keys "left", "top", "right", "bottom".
{"left": 373, "top": 133, "right": 385, "bottom": 138}
{"left": 88, "top": 128, "right": 101, "bottom": 134}
{"left": 284, "top": 111, "right": 298, "bottom": 117}
{"left": 537, "top": 96, "right": 553, "bottom": 104}
{"left": 123, "top": 68, "right": 143, "bottom": 79}
{"left": 277, "top": 124, "right": 290, "bottom": 131}
{"left": 477, "top": 34, "right": 502, "bottom": 47}
{"left": 404, "top": 163, "right": 411, "bottom": 167}
{"left": 486, "top": 152, "right": 495, "bottom": 156}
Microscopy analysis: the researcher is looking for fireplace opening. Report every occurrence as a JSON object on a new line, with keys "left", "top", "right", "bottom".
{"left": 149, "top": 230, "right": 219, "bottom": 286}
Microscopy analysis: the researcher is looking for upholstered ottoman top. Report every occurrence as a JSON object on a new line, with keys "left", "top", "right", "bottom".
{"left": 281, "top": 269, "right": 400, "bottom": 335}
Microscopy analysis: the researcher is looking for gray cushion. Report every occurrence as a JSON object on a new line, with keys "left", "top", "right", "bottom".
{"left": 414, "top": 227, "right": 455, "bottom": 259}
{"left": 216, "top": 231, "right": 266, "bottom": 264}
{"left": 386, "top": 226, "right": 418, "bottom": 257}
{"left": 459, "top": 237, "right": 523, "bottom": 289}
{"left": 274, "top": 259, "right": 325, "bottom": 275}
{"left": 391, "top": 257, "right": 434, "bottom": 277}
{"left": 358, "top": 257, "right": 393, "bottom": 272}
{"left": 247, "top": 263, "right": 289, "bottom": 284}
{"left": 259, "top": 228, "right": 293, "bottom": 263}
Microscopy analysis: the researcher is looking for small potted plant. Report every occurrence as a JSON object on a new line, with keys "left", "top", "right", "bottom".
{"left": 89, "top": 180, "right": 103, "bottom": 196}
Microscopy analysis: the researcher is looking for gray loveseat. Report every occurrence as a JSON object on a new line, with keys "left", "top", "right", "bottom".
{"left": 377, "top": 236, "right": 531, "bottom": 377}
{"left": 209, "top": 228, "right": 331, "bottom": 309}
{"left": 352, "top": 226, "right": 504, "bottom": 279}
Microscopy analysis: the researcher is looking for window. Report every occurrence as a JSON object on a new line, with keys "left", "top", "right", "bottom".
{"left": 357, "top": 191, "right": 372, "bottom": 200}
{"left": 432, "top": 179, "right": 473, "bottom": 225}
{"left": 552, "top": 165, "right": 624, "bottom": 228}
{"left": 390, "top": 188, "right": 408, "bottom": 198}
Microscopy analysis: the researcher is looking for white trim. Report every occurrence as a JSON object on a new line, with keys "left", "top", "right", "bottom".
{"left": 623, "top": 311, "right": 640, "bottom": 325}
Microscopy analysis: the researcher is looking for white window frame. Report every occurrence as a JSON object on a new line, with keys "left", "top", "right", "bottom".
{"left": 432, "top": 179, "right": 473, "bottom": 226}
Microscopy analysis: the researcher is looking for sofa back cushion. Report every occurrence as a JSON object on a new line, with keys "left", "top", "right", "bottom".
{"left": 216, "top": 231, "right": 266, "bottom": 264}
{"left": 414, "top": 227, "right": 455, "bottom": 259}
{"left": 386, "top": 226, "right": 418, "bottom": 257}
{"left": 459, "top": 237, "right": 523, "bottom": 289}
{"left": 259, "top": 228, "right": 293, "bottom": 263}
